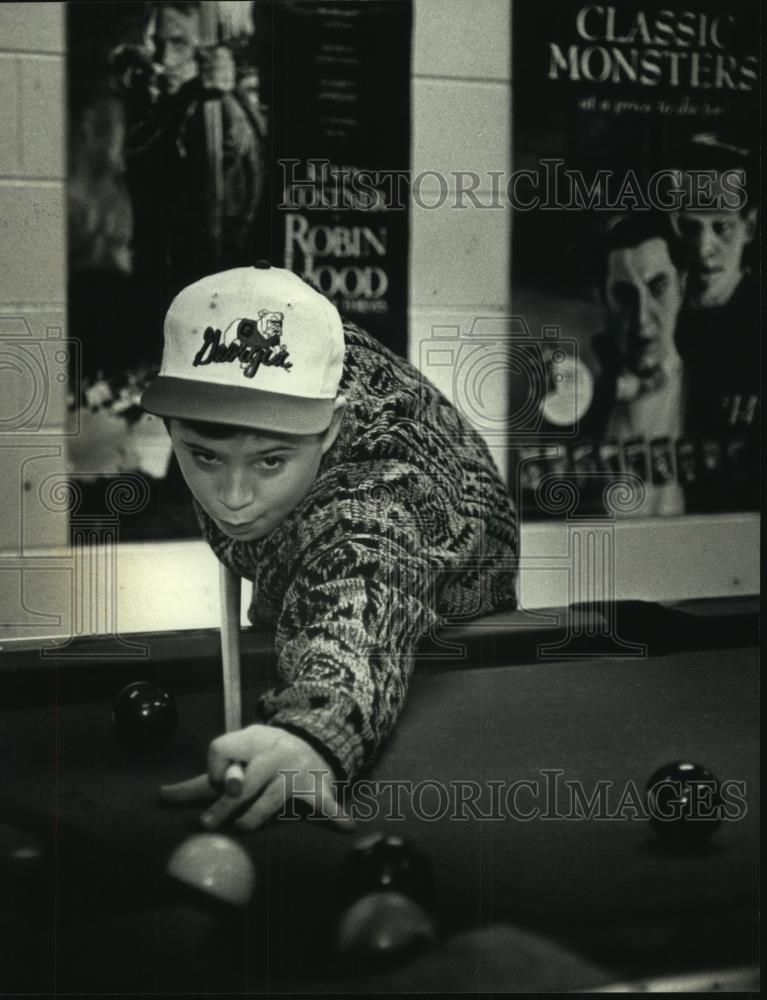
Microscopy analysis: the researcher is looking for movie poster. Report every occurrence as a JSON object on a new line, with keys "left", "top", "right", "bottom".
{"left": 509, "top": 0, "right": 760, "bottom": 519}
{"left": 66, "top": 0, "right": 411, "bottom": 540}
{"left": 270, "top": 1, "right": 411, "bottom": 349}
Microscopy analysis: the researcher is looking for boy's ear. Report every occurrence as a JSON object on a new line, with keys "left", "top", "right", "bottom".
{"left": 320, "top": 396, "right": 347, "bottom": 454}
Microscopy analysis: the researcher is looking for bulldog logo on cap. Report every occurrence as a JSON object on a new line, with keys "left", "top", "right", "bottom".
{"left": 240, "top": 310, "right": 284, "bottom": 345}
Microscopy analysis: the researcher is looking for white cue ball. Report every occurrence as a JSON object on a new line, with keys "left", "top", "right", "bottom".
{"left": 167, "top": 833, "right": 256, "bottom": 906}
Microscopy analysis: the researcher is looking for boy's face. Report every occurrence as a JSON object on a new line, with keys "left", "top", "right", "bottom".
{"left": 168, "top": 413, "right": 342, "bottom": 542}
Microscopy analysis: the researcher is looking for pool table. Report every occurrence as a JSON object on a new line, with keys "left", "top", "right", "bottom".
{"left": 0, "top": 598, "right": 759, "bottom": 993}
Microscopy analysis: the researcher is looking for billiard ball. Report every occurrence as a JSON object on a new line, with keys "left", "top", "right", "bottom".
{"left": 113, "top": 681, "right": 177, "bottom": 749}
{"left": 336, "top": 891, "right": 437, "bottom": 966}
{"left": 338, "top": 832, "right": 433, "bottom": 908}
{"left": 645, "top": 762, "right": 722, "bottom": 843}
{"left": 166, "top": 833, "right": 256, "bottom": 907}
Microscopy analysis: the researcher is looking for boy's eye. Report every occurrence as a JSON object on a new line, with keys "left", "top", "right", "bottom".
{"left": 257, "top": 455, "right": 285, "bottom": 471}
{"left": 192, "top": 451, "right": 220, "bottom": 466}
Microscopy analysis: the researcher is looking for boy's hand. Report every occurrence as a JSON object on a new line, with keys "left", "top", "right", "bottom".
{"left": 159, "top": 724, "right": 356, "bottom": 832}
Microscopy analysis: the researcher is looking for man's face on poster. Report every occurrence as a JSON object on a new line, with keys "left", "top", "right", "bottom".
{"left": 152, "top": 6, "right": 201, "bottom": 94}
{"left": 672, "top": 207, "right": 756, "bottom": 309}
{"left": 605, "top": 237, "right": 683, "bottom": 377}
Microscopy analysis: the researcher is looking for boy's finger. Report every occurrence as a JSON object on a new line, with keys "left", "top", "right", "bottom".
{"left": 200, "top": 795, "right": 241, "bottom": 830}
{"left": 159, "top": 774, "right": 214, "bottom": 803}
{"left": 234, "top": 778, "right": 285, "bottom": 831}
{"left": 207, "top": 745, "right": 247, "bottom": 787}
{"left": 207, "top": 727, "right": 272, "bottom": 782}
{"left": 207, "top": 742, "right": 231, "bottom": 786}
{"left": 200, "top": 758, "right": 278, "bottom": 829}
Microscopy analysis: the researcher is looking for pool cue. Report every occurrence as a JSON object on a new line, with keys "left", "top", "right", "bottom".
{"left": 219, "top": 562, "right": 245, "bottom": 797}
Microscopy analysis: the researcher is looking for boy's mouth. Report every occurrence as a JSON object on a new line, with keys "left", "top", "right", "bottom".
{"left": 218, "top": 517, "right": 262, "bottom": 535}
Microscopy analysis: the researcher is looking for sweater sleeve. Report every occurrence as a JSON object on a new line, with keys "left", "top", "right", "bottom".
{"left": 255, "top": 523, "right": 441, "bottom": 783}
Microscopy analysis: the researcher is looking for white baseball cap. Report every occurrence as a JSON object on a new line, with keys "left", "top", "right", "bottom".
{"left": 141, "top": 264, "right": 345, "bottom": 434}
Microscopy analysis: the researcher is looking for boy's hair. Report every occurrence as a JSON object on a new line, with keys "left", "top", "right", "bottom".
{"left": 163, "top": 416, "right": 248, "bottom": 439}
{"left": 163, "top": 415, "right": 325, "bottom": 443}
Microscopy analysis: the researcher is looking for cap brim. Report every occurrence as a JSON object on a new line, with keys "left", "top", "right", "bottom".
{"left": 141, "top": 377, "right": 335, "bottom": 435}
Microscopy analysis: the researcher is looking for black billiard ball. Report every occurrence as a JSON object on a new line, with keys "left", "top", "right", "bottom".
{"left": 336, "top": 891, "right": 437, "bottom": 966}
{"left": 338, "top": 832, "right": 433, "bottom": 908}
{"left": 113, "top": 681, "right": 177, "bottom": 749}
{"left": 645, "top": 762, "right": 722, "bottom": 843}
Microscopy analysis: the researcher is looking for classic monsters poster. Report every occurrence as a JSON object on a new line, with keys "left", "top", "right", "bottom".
{"left": 509, "top": 0, "right": 760, "bottom": 519}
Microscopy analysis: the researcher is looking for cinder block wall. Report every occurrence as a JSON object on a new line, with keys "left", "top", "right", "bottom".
{"left": 409, "top": 0, "right": 511, "bottom": 479}
{"left": 0, "top": 3, "right": 67, "bottom": 552}
{"left": 0, "top": 4, "right": 69, "bottom": 637}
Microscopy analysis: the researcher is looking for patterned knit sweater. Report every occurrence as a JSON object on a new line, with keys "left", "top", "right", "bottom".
{"left": 195, "top": 322, "right": 518, "bottom": 781}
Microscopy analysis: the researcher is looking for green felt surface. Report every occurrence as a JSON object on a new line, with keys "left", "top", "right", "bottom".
{"left": 1, "top": 637, "right": 759, "bottom": 992}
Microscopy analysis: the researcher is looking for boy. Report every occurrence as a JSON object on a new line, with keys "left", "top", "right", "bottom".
{"left": 142, "top": 264, "right": 517, "bottom": 830}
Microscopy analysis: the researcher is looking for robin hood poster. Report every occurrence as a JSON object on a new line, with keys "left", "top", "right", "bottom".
{"left": 66, "top": 0, "right": 411, "bottom": 540}
{"left": 509, "top": 0, "right": 760, "bottom": 520}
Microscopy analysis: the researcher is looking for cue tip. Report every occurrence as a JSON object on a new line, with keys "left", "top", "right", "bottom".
{"left": 224, "top": 761, "right": 245, "bottom": 797}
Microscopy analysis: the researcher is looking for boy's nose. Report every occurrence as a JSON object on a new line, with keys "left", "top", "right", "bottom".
{"left": 218, "top": 472, "right": 256, "bottom": 511}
